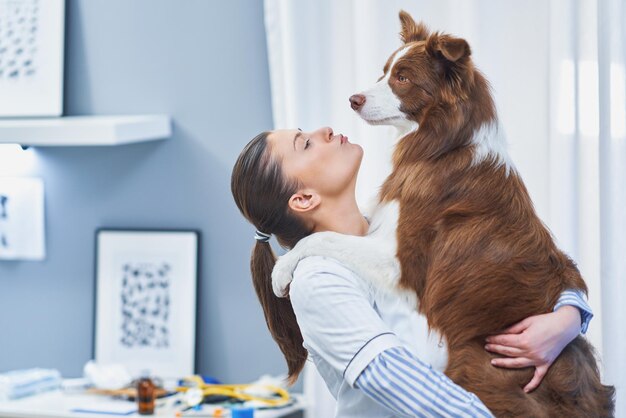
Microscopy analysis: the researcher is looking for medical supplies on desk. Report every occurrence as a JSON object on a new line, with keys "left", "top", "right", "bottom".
{"left": 84, "top": 360, "right": 133, "bottom": 389}
{"left": 0, "top": 368, "right": 62, "bottom": 400}
{"left": 176, "top": 375, "right": 293, "bottom": 408}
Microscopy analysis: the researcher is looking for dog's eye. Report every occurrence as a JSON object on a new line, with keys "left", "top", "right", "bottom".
{"left": 398, "top": 75, "right": 409, "bottom": 83}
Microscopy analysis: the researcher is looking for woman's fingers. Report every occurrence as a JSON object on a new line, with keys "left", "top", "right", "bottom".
{"left": 523, "top": 365, "right": 549, "bottom": 393}
{"left": 502, "top": 318, "right": 531, "bottom": 334}
{"left": 485, "top": 333, "right": 523, "bottom": 347}
{"left": 490, "top": 356, "right": 534, "bottom": 369}
{"left": 485, "top": 343, "right": 524, "bottom": 357}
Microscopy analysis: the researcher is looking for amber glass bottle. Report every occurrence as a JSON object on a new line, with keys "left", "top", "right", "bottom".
{"left": 137, "top": 370, "right": 155, "bottom": 415}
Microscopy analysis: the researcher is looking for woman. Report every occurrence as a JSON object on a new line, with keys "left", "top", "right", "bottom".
{"left": 231, "top": 127, "right": 592, "bottom": 417}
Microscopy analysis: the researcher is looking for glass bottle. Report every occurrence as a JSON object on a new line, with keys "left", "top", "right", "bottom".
{"left": 137, "top": 370, "right": 155, "bottom": 415}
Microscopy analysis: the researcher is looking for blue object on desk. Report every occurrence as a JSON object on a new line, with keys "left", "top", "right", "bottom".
{"left": 231, "top": 407, "right": 254, "bottom": 418}
{"left": 0, "top": 368, "right": 62, "bottom": 401}
{"left": 200, "top": 375, "right": 221, "bottom": 384}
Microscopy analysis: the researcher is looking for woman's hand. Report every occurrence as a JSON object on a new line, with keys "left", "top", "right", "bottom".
{"left": 484, "top": 306, "right": 581, "bottom": 393}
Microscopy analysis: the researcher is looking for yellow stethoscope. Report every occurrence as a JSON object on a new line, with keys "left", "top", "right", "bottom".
{"left": 175, "top": 375, "right": 291, "bottom": 408}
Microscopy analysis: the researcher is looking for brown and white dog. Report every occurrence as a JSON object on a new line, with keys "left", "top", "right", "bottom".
{"left": 273, "top": 11, "right": 615, "bottom": 417}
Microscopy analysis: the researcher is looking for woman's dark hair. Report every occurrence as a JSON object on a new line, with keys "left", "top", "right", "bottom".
{"left": 231, "top": 132, "right": 312, "bottom": 384}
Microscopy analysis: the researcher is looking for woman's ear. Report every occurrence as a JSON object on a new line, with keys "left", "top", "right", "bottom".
{"left": 288, "top": 191, "right": 321, "bottom": 213}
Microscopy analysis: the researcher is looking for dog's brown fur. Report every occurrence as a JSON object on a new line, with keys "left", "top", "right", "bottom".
{"left": 378, "top": 11, "right": 615, "bottom": 417}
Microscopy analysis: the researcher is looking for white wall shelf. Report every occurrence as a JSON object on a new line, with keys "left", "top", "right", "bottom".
{"left": 0, "top": 115, "right": 172, "bottom": 147}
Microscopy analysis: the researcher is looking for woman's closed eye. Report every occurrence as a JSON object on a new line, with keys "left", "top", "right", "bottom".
{"left": 304, "top": 138, "right": 311, "bottom": 149}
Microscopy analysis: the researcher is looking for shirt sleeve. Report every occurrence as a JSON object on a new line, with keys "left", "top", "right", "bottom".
{"left": 553, "top": 289, "right": 593, "bottom": 334}
{"left": 355, "top": 346, "right": 494, "bottom": 418}
{"left": 289, "top": 256, "right": 404, "bottom": 387}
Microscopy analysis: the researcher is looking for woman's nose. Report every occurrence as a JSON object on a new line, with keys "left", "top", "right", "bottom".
{"left": 315, "top": 127, "right": 333, "bottom": 142}
{"left": 349, "top": 94, "right": 366, "bottom": 111}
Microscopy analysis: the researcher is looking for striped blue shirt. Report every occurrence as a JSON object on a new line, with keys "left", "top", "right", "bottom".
{"left": 289, "top": 256, "right": 592, "bottom": 418}
{"left": 553, "top": 289, "right": 593, "bottom": 334}
{"left": 357, "top": 346, "right": 493, "bottom": 417}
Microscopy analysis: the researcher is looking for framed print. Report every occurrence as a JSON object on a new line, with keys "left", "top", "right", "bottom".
{"left": 94, "top": 229, "right": 199, "bottom": 378}
{"left": 0, "top": 177, "right": 45, "bottom": 260}
{"left": 0, "top": 0, "right": 65, "bottom": 116}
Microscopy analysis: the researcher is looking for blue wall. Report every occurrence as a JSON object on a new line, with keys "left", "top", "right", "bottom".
{"left": 0, "top": 0, "right": 287, "bottom": 384}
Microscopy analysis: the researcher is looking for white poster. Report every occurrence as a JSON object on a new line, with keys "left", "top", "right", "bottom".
{"left": 0, "top": 177, "right": 45, "bottom": 260}
{"left": 95, "top": 230, "right": 198, "bottom": 378}
{"left": 0, "top": 0, "right": 65, "bottom": 116}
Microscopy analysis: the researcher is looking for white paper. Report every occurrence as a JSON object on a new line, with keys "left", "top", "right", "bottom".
{"left": 0, "top": 0, "right": 65, "bottom": 116}
{"left": 0, "top": 177, "right": 45, "bottom": 260}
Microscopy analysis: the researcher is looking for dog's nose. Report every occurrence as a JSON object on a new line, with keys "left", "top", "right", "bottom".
{"left": 349, "top": 94, "right": 366, "bottom": 111}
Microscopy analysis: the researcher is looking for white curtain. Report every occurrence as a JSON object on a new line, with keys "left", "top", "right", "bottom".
{"left": 549, "top": 0, "right": 626, "bottom": 415}
{"left": 263, "top": 0, "right": 625, "bottom": 416}
{"left": 598, "top": 0, "right": 626, "bottom": 415}
{"left": 263, "top": 0, "right": 402, "bottom": 210}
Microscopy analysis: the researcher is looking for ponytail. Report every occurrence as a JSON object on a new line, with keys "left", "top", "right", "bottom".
{"left": 232, "top": 131, "right": 312, "bottom": 384}
{"left": 251, "top": 241, "right": 307, "bottom": 384}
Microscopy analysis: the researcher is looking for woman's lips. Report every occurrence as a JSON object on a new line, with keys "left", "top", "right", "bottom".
{"left": 340, "top": 134, "right": 348, "bottom": 144}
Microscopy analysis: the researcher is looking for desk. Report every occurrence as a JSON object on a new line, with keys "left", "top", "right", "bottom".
{"left": 0, "top": 390, "right": 305, "bottom": 418}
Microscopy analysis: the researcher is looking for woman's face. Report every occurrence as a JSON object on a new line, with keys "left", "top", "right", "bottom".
{"left": 268, "top": 127, "right": 363, "bottom": 200}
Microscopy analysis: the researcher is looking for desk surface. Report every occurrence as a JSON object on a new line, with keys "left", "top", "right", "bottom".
{"left": 0, "top": 390, "right": 305, "bottom": 418}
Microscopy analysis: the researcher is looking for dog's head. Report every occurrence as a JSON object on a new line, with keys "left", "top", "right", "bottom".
{"left": 350, "top": 11, "right": 478, "bottom": 129}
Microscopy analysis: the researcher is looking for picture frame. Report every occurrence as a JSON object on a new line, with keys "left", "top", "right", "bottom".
{"left": 0, "top": 0, "right": 65, "bottom": 116}
{"left": 0, "top": 177, "right": 45, "bottom": 260}
{"left": 94, "top": 229, "right": 200, "bottom": 378}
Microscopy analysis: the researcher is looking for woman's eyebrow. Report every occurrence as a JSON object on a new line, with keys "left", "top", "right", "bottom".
{"left": 293, "top": 128, "right": 303, "bottom": 150}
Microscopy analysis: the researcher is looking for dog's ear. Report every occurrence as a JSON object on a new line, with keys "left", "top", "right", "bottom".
{"left": 426, "top": 34, "right": 471, "bottom": 62}
{"left": 399, "top": 10, "right": 429, "bottom": 43}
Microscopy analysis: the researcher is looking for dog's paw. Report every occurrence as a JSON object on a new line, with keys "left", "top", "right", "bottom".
{"left": 271, "top": 232, "right": 348, "bottom": 297}
{"left": 272, "top": 254, "right": 297, "bottom": 297}
{"left": 272, "top": 241, "right": 312, "bottom": 297}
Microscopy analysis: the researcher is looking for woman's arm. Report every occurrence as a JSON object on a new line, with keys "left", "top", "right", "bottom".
{"left": 356, "top": 346, "right": 494, "bottom": 418}
{"left": 485, "top": 289, "right": 593, "bottom": 392}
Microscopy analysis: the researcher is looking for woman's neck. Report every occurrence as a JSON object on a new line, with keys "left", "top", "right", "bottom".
{"left": 312, "top": 197, "right": 369, "bottom": 236}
